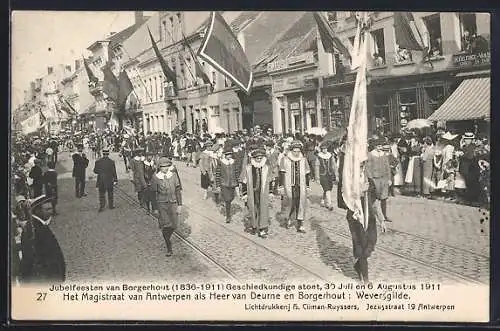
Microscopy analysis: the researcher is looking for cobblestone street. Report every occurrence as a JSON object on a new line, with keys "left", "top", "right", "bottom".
{"left": 50, "top": 151, "right": 489, "bottom": 284}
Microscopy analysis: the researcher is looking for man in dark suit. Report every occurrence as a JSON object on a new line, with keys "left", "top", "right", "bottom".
{"left": 72, "top": 144, "right": 89, "bottom": 198}
{"left": 93, "top": 149, "right": 118, "bottom": 212}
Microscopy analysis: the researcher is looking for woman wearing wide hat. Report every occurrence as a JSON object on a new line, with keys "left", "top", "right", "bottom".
{"left": 150, "top": 157, "right": 183, "bottom": 256}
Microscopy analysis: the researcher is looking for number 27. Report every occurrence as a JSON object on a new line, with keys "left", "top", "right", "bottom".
{"left": 36, "top": 292, "right": 47, "bottom": 301}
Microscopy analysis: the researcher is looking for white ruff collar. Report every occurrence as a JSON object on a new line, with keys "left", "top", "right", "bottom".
{"left": 143, "top": 160, "right": 154, "bottom": 166}
{"left": 156, "top": 171, "right": 174, "bottom": 180}
{"left": 317, "top": 152, "right": 332, "bottom": 159}
{"left": 251, "top": 157, "right": 267, "bottom": 168}
{"left": 33, "top": 214, "right": 50, "bottom": 226}
{"left": 286, "top": 152, "right": 303, "bottom": 162}
{"left": 220, "top": 158, "right": 235, "bottom": 165}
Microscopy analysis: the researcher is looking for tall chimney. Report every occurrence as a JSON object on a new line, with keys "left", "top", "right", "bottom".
{"left": 135, "top": 11, "right": 144, "bottom": 25}
{"left": 47, "top": 66, "right": 53, "bottom": 75}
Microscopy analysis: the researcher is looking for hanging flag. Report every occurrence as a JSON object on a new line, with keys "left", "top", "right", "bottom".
{"left": 83, "top": 56, "right": 99, "bottom": 84}
{"left": 39, "top": 110, "right": 48, "bottom": 128}
{"left": 393, "top": 12, "right": 432, "bottom": 67}
{"left": 58, "top": 95, "right": 78, "bottom": 115}
{"left": 313, "top": 12, "right": 352, "bottom": 64}
{"left": 197, "top": 12, "right": 253, "bottom": 95}
{"left": 102, "top": 62, "right": 119, "bottom": 102}
{"left": 147, "top": 27, "right": 178, "bottom": 96}
{"left": 182, "top": 32, "right": 213, "bottom": 90}
{"left": 118, "top": 70, "right": 134, "bottom": 111}
{"left": 341, "top": 27, "right": 369, "bottom": 229}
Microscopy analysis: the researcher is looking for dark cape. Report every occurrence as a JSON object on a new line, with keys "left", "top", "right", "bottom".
{"left": 337, "top": 151, "right": 377, "bottom": 260}
{"left": 18, "top": 218, "right": 66, "bottom": 284}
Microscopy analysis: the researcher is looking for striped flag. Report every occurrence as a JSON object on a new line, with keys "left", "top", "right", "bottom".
{"left": 197, "top": 12, "right": 253, "bottom": 95}
{"left": 147, "top": 27, "right": 178, "bottom": 96}
{"left": 313, "top": 12, "right": 352, "bottom": 64}
{"left": 341, "top": 26, "right": 369, "bottom": 229}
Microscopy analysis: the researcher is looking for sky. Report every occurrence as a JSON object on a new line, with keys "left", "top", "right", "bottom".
{"left": 11, "top": 11, "right": 142, "bottom": 109}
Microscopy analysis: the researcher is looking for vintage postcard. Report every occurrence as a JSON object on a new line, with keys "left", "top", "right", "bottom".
{"left": 10, "top": 10, "right": 490, "bottom": 322}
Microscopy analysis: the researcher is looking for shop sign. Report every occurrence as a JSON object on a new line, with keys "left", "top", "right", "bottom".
{"left": 267, "top": 52, "right": 315, "bottom": 72}
{"left": 289, "top": 102, "right": 300, "bottom": 110}
{"left": 452, "top": 51, "right": 490, "bottom": 67}
{"left": 305, "top": 100, "right": 316, "bottom": 109}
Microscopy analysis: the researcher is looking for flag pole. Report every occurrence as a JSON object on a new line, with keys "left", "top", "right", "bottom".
{"left": 163, "top": 26, "right": 198, "bottom": 87}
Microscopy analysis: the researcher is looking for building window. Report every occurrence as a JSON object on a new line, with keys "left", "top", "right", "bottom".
{"left": 213, "top": 105, "right": 220, "bottom": 116}
{"left": 153, "top": 77, "right": 157, "bottom": 100}
{"left": 212, "top": 71, "right": 217, "bottom": 89}
{"left": 371, "top": 28, "right": 385, "bottom": 65}
{"left": 224, "top": 76, "right": 230, "bottom": 88}
{"left": 399, "top": 89, "right": 417, "bottom": 131}
{"left": 373, "top": 93, "right": 390, "bottom": 134}
{"left": 169, "top": 17, "right": 174, "bottom": 41}
{"left": 177, "top": 12, "right": 182, "bottom": 39}
{"left": 393, "top": 26, "right": 413, "bottom": 64}
{"left": 423, "top": 14, "right": 442, "bottom": 56}
{"left": 459, "top": 13, "right": 488, "bottom": 53}
{"left": 425, "top": 86, "right": 445, "bottom": 112}
{"left": 294, "top": 114, "right": 301, "bottom": 132}
{"left": 148, "top": 78, "right": 152, "bottom": 101}
{"left": 310, "top": 113, "right": 317, "bottom": 128}
{"left": 162, "top": 20, "right": 167, "bottom": 41}
{"left": 159, "top": 76, "right": 163, "bottom": 99}
{"left": 180, "top": 69, "right": 185, "bottom": 89}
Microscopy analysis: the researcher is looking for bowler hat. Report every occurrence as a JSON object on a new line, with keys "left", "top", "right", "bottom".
{"left": 223, "top": 146, "right": 233, "bottom": 155}
{"left": 29, "top": 194, "right": 52, "bottom": 210}
{"left": 102, "top": 149, "right": 110, "bottom": 155}
{"left": 158, "top": 157, "right": 172, "bottom": 167}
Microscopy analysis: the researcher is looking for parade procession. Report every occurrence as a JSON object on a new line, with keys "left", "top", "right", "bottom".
{"left": 11, "top": 11, "right": 490, "bottom": 289}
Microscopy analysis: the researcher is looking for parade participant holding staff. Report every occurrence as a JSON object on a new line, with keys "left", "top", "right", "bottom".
{"left": 317, "top": 141, "right": 336, "bottom": 210}
{"left": 278, "top": 140, "right": 311, "bottom": 233}
{"left": 215, "top": 146, "right": 240, "bottom": 223}
{"left": 150, "top": 157, "right": 183, "bottom": 257}
{"left": 93, "top": 149, "right": 118, "bottom": 212}
{"left": 72, "top": 144, "right": 89, "bottom": 198}
{"left": 239, "top": 147, "right": 271, "bottom": 238}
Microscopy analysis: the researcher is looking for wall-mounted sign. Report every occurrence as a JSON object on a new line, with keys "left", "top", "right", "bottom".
{"left": 452, "top": 51, "right": 490, "bottom": 67}
{"left": 289, "top": 102, "right": 300, "bottom": 110}
{"left": 267, "top": 52, "right": 315, "bottom": 72}
{"left": 305, "top": 100, "right": 316, "bottom": 109}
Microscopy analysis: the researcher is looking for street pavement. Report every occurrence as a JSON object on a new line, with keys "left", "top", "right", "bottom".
{"left": 50, "top": 150, "right": 489, "bottom": 284}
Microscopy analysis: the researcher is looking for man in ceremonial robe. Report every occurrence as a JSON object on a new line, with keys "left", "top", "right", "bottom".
{"left": 278, "top": 140, "right": 310, "bottom": 233}
{"left": 240, "top": 148, "right": 271, "bottom": 238}
{"left": 19, "top": 195, "right": 65, "bottom": 284}
{"left": 215, "top": 146, "right": 240, "bottom": 223}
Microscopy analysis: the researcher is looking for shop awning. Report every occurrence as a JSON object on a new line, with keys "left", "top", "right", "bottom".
{"left": 428, "top": 77, "right": 490, "bottom": 121}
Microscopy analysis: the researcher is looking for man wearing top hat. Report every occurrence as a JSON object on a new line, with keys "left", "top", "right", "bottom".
{"left": 239, "top": 148, "right": 271, "bottom": 237}
{"left": 215, "top": 146, "right": 240, "bottom": 223}
{"left": 93, "top": 149, "right": 118, "bottom": 212}
{"left": 29, "top": 158, "right": 44, "bottom": 198}
{"left": 264, "top": 140, "right": 280, "bottom": 196}
{"left": 18, "top": 195, "right": 65, "bottom": 283}
{"left": 278, "top": 140, "right": 311, "bottom": 233}
{"left": 72, "top": 144, "right": 89, "bottom": 198}
{"left": 129, "top": 148, "right": 147, "bottom": 207}
{"left": 150, "top": 157, "right": 183, "bottom": 256}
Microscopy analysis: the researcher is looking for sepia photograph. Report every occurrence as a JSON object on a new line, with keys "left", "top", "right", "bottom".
{"left": 10, "top": 10, "right": 490, "bottom": 322}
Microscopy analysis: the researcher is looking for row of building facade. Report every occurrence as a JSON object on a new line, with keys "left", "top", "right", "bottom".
{"left": 16, "top": 11, "right": 491, "bottom": 137}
